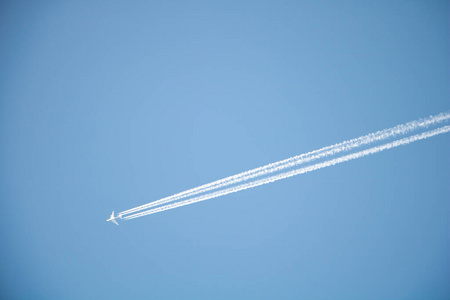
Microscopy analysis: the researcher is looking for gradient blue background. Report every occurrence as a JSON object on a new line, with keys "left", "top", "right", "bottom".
{"left": 1, "top": 1, "right": 449, "bottom": 299}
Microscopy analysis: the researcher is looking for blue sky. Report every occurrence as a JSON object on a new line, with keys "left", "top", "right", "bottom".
{"left": 1, "top": 1, "right": 449, "bottom": 299}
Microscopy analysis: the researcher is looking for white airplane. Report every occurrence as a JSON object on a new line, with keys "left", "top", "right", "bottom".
{"left": 107, "top": 211, "right": 122, "bottom": 225}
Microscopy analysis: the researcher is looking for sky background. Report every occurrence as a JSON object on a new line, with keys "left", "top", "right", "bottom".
{"left": 1, "top": 1, "right": 449, "bottom": 299}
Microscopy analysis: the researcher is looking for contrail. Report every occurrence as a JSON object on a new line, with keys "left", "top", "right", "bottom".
{"left": 119, "top": 112, "right": 450, "bottom": 217}
{"left": 124, "top": 124, "right": 450, "bottom": 220}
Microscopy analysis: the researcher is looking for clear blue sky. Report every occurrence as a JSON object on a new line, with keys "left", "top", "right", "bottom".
{"left": 1, "top": 1, "right": 449, "bottom": 299}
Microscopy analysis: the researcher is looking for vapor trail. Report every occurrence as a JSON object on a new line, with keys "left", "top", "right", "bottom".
{"left": 119, "top": 112, "right": 450, "bottom": 216}
{"left": 124, "top": 125, "right": 450, "bottom": 220}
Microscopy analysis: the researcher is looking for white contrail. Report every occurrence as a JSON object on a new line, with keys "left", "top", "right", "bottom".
{"left": 124, "top": 125, "right": 450, "bottom": 220}
{"left": 119, "top": 112, "right": 450, "bottom": 216}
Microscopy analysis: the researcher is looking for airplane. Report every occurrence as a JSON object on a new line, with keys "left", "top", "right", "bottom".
{"left": 107, "top": 211, "right": 122, "bottom": 225}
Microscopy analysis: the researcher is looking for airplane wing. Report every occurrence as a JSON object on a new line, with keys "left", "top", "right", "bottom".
{"left": 111, "top": 219, "right": 119, "bottom": 226}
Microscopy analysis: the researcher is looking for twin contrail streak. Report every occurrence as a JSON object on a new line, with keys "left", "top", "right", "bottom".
{"left": 119, "top": 112, "right": 450, "bottom": 218}
{"left": 123, "top": 123, "right": 450, "bottom": 220}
